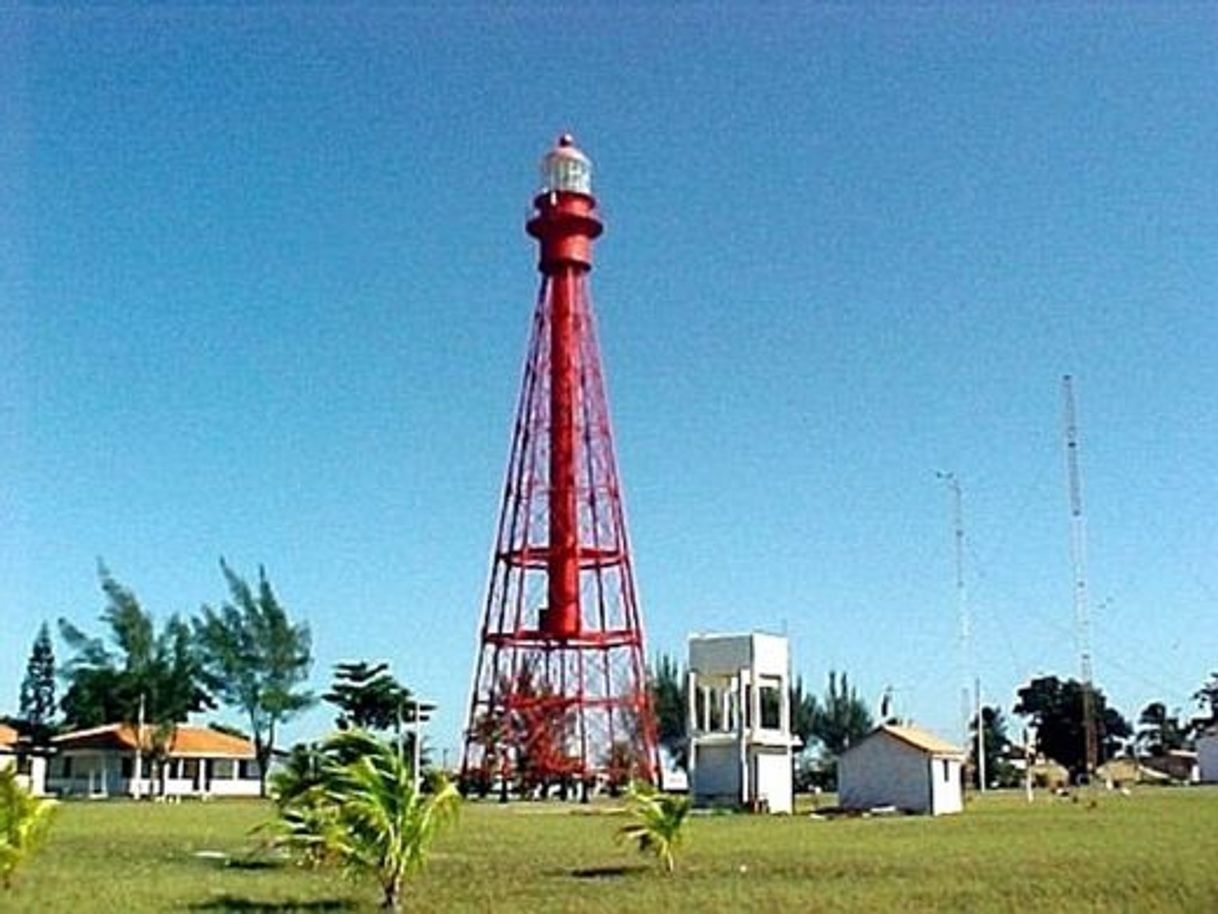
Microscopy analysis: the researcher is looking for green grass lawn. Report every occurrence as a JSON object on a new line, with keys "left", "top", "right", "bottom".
{"left": 9, "top": 787, "right": 1218, "bottom": 912}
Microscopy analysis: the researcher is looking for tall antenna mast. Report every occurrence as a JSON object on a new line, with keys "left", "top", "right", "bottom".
{"left": 1061, "top": 375, "right": 1098, "bottom": 779}
{"left": 938, "top": 471, "right": 984, "bottom": 789}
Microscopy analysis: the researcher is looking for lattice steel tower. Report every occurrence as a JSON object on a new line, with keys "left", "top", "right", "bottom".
{"left": 461, "top": 136, "right": 658, "bottom": 796}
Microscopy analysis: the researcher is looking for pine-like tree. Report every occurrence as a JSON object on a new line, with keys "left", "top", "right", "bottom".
{"left": 18, "top": 623, "right": 56, "bottom": 739}
{"left": 193, "top": 560, "right": 314, "bottom": 798}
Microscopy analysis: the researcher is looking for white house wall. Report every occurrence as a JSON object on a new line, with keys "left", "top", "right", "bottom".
{"left": 928, "top": 754, "right": 963, "bottom": 814}
{"left": 692, "top": 741, "right": 741, "bottom": 806}
{"left": 750, "top": 747, "right": 793, "bottom": 813}
{"left": 839, "top": 735, "right": 933, "bottom": 814}
{"left": 750, "top": 634, "right": 789, "bottom": 676}
{"left": 1, "top": 751, "right": 46, "bottom": 796}
{"left": 1199, "top": 736, "right": 1218, "bottom": 783}
{"left": 47, "top": 751, "right": 261, "bottom": 798}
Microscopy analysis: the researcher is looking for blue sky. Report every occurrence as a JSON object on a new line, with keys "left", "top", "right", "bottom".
{"left": 4, "top": 4, "right": 1216, "bottom": 759}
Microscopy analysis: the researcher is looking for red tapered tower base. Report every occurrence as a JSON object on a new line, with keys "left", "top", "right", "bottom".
{"left": 461, "top": 137, "right": 658, "bottom": 796}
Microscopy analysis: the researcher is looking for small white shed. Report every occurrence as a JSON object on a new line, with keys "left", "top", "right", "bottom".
{"left": 1198, "top": 729, "right": 1218, "bottom": 783}
{"left": 837, "top": 724, "right": 964, "bottom": 816}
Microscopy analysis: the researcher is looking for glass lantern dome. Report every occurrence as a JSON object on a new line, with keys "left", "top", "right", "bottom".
{"left": 539, "top": 134, "right": 592, "bottom": 195}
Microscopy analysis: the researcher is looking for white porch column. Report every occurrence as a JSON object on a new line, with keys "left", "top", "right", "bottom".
{"left": 780, "top": 671, "right": 791, "bottom": 734}
{"left": 686, "top": 670, "right": 698, "bottom": 787}
{"left": 737, "top": 669, "right": 749, "bottom": 805}
{"left": 750, "top": 671, "right": 762, "bottom": 741}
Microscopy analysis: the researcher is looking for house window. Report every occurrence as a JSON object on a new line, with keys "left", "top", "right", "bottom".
{"left": 239, "top": 760, "right": 257, "bottom": 780}
{"left": 942, "top": 760, "right": 950, "bottom": 781}
{"left": 759, "top": 682, "right": 782, "bottom": 730}
{"left": 694, "top": 687, "right": 725, "bottom": 732}
{"left": 61, "top": 756, "right": 73, "bottom": 778}
{"left": 121, "top": 757, "right": 133, "bottom": 778}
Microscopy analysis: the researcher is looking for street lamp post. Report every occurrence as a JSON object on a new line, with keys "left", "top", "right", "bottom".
{"left": 398, "top": 695, "right": 435, "bottom": 795}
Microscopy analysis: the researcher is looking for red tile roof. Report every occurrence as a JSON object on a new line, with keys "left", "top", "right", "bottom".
{"left": 879, "top": 724, "right": 964, "bottom": 757}
{"left": 841, "top": 723, "right": 964, "bottom": 758}
{"left": 52, "top": 723, "right": 254, "bottom": 758}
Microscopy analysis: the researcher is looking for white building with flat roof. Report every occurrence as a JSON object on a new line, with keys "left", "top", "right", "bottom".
{"left": 687, "top": 632, "right": 797, "bottom": 814}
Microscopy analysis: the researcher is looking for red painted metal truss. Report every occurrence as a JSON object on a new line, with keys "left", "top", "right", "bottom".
{"left": 461, "top": 166, "right": 658, "bottom": 797}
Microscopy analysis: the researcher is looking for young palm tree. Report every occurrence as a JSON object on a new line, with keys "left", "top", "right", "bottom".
{"left": 0, "top": 768, "right": 57, "bottom": 890}
{"left": 617, "top": 780, "right": 691, "bottom": 874}
{"left": 270, "top": 730, "right": 459, "bottom": 911}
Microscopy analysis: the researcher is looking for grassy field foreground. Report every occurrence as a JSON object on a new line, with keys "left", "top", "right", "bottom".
{"left": 8, "top": 787, "right": 1218, "bottom": 912}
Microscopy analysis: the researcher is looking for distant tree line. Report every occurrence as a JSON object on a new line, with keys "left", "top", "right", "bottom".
{"left": 648, "top": 655, "right": 1218, "bottom": 792}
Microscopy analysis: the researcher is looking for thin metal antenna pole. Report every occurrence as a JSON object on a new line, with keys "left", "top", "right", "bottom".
{"left": 1062, "top": 375, "right": 1098, "bottom": 781}
{"left": 938, "top": 471, "right": 982, "bottom": 787}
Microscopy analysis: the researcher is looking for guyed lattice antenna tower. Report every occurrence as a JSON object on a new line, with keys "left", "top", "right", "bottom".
{"left": 938, "top": 471, "right": 984, "bottom": 790}
{"left": 1061, "top": 375, "right": 1098, "bottom": 779}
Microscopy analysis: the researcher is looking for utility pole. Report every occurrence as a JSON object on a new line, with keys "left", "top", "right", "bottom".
{"left": 1023, "top": 726, "right": 1035, "bottom": 803}
{"left": 1062, "top": 375, "right": 1098, "bottom": 781}
{"left": 133, "top": 692, "right": 146, "bottom": 800}
{"left": 938, "top": 471, "right": 984, "bottom": 791}
{"left": 975, "top": 675, "right": 986, "bottom": 792}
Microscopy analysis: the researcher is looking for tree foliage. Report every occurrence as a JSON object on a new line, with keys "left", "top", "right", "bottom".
{"left": 1194, "top": 673, "right": 1218, "bottom": 729}
{"left": 17, "top": 623, "right": 56, "bottom": 741}
{"left": 324, "top": 661, "right": 412, "bottom": 733}
{"left": 968, "top": 705, "right": 1018, "bottom": 788}
{"left": 810, "top": 670, "right": 873, "bottom": 757}
{"left": 268, "top": 730, "right": 460, "bottom": 912}
{"left": 0, "top": 767, "right": 57, "bottom": 890}
{"left": 649, "top": 654, "right": 688, "bottom": 770}
{"left": 616, "top": 780, "right": 691, "bottom": 874}
{"left": 59, "top": 567, "right": 210, "bottom": 737}
{"left": 1136, "top": 702, "right": 1188, "bottom": 756}
{"left": 789, "top": 674, "right": 820, "bottom": 748}
{"left": 194, "top": 561, "right": 314, "bottom": 797}
{"left": 1013, "top": 675, "right": 1131, "bottom": 777}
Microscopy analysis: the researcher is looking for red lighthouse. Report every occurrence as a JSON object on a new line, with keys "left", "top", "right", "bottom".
{"left": 461, "top": 136, "right": 658, "bottom": 796}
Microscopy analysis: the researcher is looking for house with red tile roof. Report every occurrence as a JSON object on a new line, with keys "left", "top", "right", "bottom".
{"left": 47, "top": 723, "right": 264, "bottom": 798}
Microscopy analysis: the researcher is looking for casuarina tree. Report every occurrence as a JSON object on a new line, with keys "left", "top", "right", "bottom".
{"left": 193, "top": 560, "right": 314, "bottom": 797}
{"left": 59, "top": 566, "right": 211, "bottom": 789}
{"left": 18, "top": 623, "right": 56, "bottom": 742}
{"left": 811, "top": 670, "right": 873, "bottom": 757}
{"left": 649, "top": 654, "right": 688, "bottom": 770}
